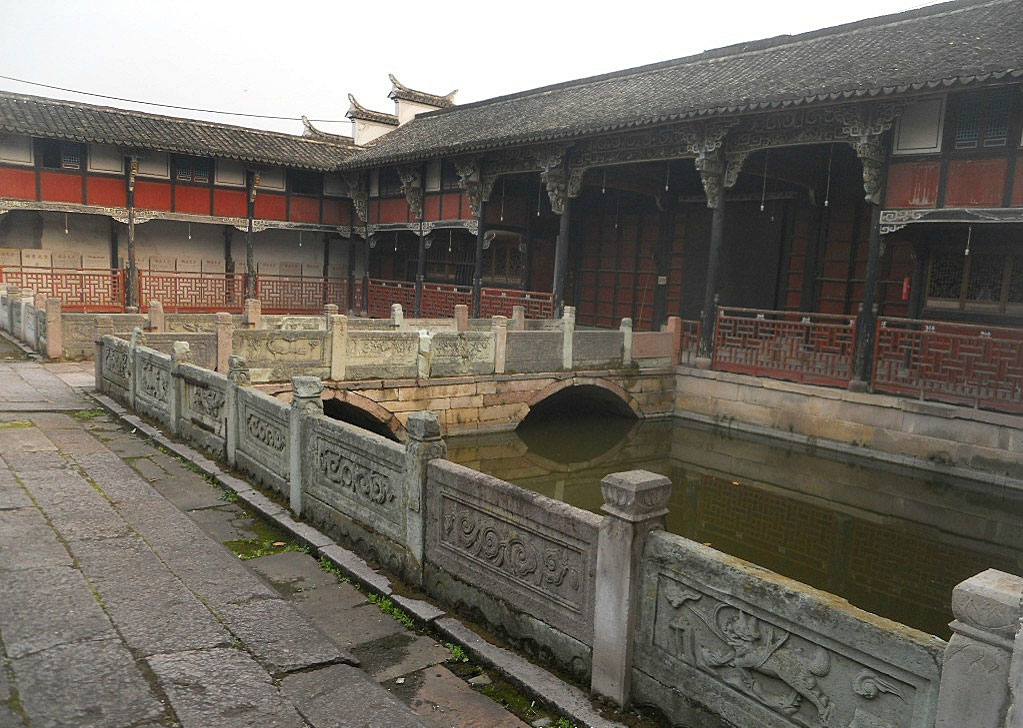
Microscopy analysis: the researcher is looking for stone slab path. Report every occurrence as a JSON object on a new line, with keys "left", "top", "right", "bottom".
{"left": 0, "top": 361, "right": 534, "bottom": 728}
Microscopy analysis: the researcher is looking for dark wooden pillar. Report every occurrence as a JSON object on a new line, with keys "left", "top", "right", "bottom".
{"left": 347, "top": 237, "right": 356, "bottom": 314}
{"left": 552, "top": 197, "right": 571, "bottom": 318}
{"left": 125, "top": 158, "right": 138, "bottom": 310}
{"left": 472, "top": 201, "right": 486, "bottom": 317}
{"left": 653, "top": 202, "right": 675, "bottom": 329}
{"left": 322, "top": 233, "right": 331, "bottom": 305}
{"left": 223, "top": 226, "right": 234, "bottom": 272}
{"left": 908, "top": 243, "right": 928, "bottom": 319}
{"left": 362, "top": 231, "right": 371, "bottom": 315}
{"left": 109, "top": 218, "right": 119, "bottom": 270}
{"left": 245, "top": 171, "right": 257, "bottom": 300}
{"left": 521, "top": 192, "right": 533, "bottom": 290}
{"left": 699, "top": 200, "right": 726, "bottom": 357}
{"left": 416, "top": 230, "right": 426, "bottom": 317}
{"left": 850, "top": 137, "right": 889, "bottom": 388}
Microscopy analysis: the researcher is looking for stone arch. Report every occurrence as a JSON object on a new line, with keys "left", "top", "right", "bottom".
{"left": 323, "top": 387, "right": 406, "bottom": 441}
{"left": 523, "top": 376, "right": 642, "bottom": 421}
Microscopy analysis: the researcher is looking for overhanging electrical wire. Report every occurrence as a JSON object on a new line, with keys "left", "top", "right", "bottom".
{"left": 0, "top": 74, "right": 344, "bottom": 123}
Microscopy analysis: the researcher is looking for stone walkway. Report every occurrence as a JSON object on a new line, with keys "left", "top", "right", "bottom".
{"left": 0, "top": 360, "right": 533, "bottom": 728}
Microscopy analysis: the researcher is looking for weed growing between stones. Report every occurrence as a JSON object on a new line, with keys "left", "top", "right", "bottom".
{"left": 220, "top": 489, "right": 238, "bottom": 503}
{"left": 366, "top": 593, "right": 415, "bottom": 629}
{"left": 225, "top": 518, "right": 309, "bottom": 560}
{"left": 316, "top": 557, "right": 351, "bottom": 583}
{"left": 71, "top": 408, "right": 108, "bottom": 421}
{"left": 445, "top": 642, "right": 469, "bottom": 663}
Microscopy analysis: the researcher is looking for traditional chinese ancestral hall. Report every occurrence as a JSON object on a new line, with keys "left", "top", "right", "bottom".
{"left": 1, "top": 0, "right": 1022, "bottom": 410}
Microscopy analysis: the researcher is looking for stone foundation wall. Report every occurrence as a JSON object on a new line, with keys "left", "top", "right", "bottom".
{"left": 676, "top": 368, "right": 1023, "bottom": 480}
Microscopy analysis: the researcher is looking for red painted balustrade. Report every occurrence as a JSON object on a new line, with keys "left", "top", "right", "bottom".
{"left": 421, "top": 283, "right": 472, "bottom": 318}
{"left": 255, "top": 274, "right": 348, "bottom": 314}
{"left": 139, "top": 271, "right": 244, "bottom": 313}
{"left": 679, "top": 319, "right": 702, "bottom": 366}
{"left": 712, "top": 307, "right": 857, "bottom": 387}
{"left": 873, "top": 317, "right": 1023, "bottom": 413}
{"left": 367, "top": 278, "right": 416, "bottom": 318}
{"left": 480, "top": 287, "right": 554, "bottom": 319}
{"left": 0, "top": 266, "right": 125, "bottom": 312}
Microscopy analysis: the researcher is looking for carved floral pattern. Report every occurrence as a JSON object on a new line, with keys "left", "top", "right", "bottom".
{"left": 103, "top": 346, "right": 129, "bottom": 380}
{"left": 443, "top": 507, "right": 580, "bottom": 592}
{"left": 189, "top": 385, "right": 225, "bottom": 420}
{"left": 318, "top": 446, "right": 396, "bottom": 505}
{"left": 139, "top": 359, "right": 169, "bottom": 402}
{"left": 246, "top": 412, "right": 285, "bottom": 451}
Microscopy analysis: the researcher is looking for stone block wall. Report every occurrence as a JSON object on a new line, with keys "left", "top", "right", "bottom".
{"left": 675, "top": 368, "right": 1023, "bottom": 479}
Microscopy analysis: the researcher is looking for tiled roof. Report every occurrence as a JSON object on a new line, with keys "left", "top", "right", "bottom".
{"left": 342, "top": 0, "right": 1023, "bottom": 168}
{"left": 346, "top": 94, "right": 398, "bottom": 126}
{"left": 387, "top": 75, "right": 456, "bottom": 108}
{"left": 0, "top": 91, "right": 357, "bottom": 171}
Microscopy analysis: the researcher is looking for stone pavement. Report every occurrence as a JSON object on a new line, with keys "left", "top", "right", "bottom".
{"left": 0, "top": 361, "right": 539, "bottom": 728}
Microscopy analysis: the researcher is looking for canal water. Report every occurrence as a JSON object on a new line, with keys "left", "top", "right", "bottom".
{"left": 445, "top": 414, "right": 1023, "bottom": 638}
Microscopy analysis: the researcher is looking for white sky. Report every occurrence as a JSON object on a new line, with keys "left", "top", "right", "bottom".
{"left": 0, "top": 0, "right": 941, "bottom": 137}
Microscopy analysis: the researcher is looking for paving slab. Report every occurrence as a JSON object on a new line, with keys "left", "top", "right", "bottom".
{"left": 0, "top": 507, "right": 73, "bottom": 571}
{"left": 148, "top": 647, "right": 306, "bottom": 728}
{"left": 394, "top": 664, "right": 530, "bottom": 728}
{"left": 352, "top": 631, "right": 451, "bottom": 682}
{"left": 281, "top": 663, "right": 427, "bottom": 728}
{"left": 11, "top": 638, "right": 164, "bottom": 728}
{"left": 0, "top": 565, "right": 114, "bottom": 659}
{"left": 296, "top": 599, "right": 406, "bottom": 650}
{"left": 74, "top": 536, "right": 232, "bottom": 657}
{"left": 216, "top": 597, "right": 348, "bottom": 674}
{"left": 248, "top": 550, "right": 341, "bottom": 592}
{"left": 186, "top": 502, "right": 255, "bottom": 541}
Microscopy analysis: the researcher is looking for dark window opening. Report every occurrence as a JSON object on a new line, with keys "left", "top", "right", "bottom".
{"left": 378, "top": 167, "right": 402, "bottom": 197}
{"left": 441, "top": 160, "right": 461, "bottom": 191}
{"left": 174, "top": 155, "right": 210, "bottom": 183}
{"left": 926, "top": 245, "right": 1023, "bottom": 313}
{"left": 38, "top": 139, "right": 83, "bottom": 170}
{"left": 953, "top": 88, "right": 1013, "bottom": 151}
{"left": 288, "top": 169, "right": 322, "bottom": 196}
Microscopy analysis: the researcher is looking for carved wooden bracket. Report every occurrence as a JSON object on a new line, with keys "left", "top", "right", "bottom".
{"left": 343, "top": 172, "right": 369, "bottom": 223}
{"left": 397, "top": 164, "right": 424, "bottom": 220}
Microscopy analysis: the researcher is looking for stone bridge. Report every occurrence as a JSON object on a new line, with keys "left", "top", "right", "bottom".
{"left": 260, "top": 368, "right": 676, "bottom": 440}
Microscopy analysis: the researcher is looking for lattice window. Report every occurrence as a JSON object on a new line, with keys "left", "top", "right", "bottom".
{"left": 966, "top": 253, "right": 1004, "bottom": 302}
{"left": 59, "top": 142, "right": 81, "bottom": 170}
{"left": 1008, "top": 255, "right": 1023, "bottom": 304}
{"left": 953, "top": 88, "right": 1012, "bottom": 151}
{"left": 175, "top": 155, "right": 210, "bottom": 183}
{"left": 441, "top": 160, "right": 461, "bottom": 191}
{"left": 927, "top": 252, "right": 964, "bottom": 299}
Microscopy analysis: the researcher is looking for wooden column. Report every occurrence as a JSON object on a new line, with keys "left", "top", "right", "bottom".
{"left": 652, "top": 202, "right": 675, "bottom": 330}
{"left": 125, "top": 158, "right": 138, "bottom": 310}
{"left": 552, "top": 196, "right": 571, "bottom": 318}
{"left": 908, "top": 242, "right": 928, "bottom": 319}
{"left": 322, "top": 232, "right": 331, "bottom": 305}
{"left": 699, "top": 201, "right": 726, "bottom": 357}
{"left": 347, "top": 237, "right": 356, "bottom": 314}
{"left": 472, "top": 201, "right": 486, "bottom": 317}
{"left": 416, "top": 230, "right": 426, "bottom": 317}
{"left": 108, "top": 218, "right": 119, "bottom": 270}
{"left": 245, "top": 171, "right": 257, "bottom": 299}
{"left": 362, "top": 231, "right": 371, "bottom": 314}
{"left": 851, "top": 136, "right": 888, "bottom": 388}
{"left": 223, "top": 226, "right": 234, "bottom": 272}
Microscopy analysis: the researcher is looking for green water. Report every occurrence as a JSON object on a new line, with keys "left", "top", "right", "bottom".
{"left": 445, "top": 415, "right": 1023, "bottom": 638}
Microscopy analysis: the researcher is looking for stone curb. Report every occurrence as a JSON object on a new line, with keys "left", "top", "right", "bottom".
{"left": 675, "top": 409, "right": 1022, "bottom": 496}
{"left": 0, "top": 329, "right": 42, "bottom": 360}
{"left": 88, "top": 389, "right": 628, "bottom": 728}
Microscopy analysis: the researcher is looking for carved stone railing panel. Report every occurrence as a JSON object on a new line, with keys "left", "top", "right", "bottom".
{"left": 429, "top": 332, "right": 495, "bottom": 377}
{"left": 100, "top": 335, "right": 131, "bottom": 401}
{"left": 425, "top": 459, "right": 600, "bottom": 644}
{"left": 178, "top": 362, "right": 229, "bottom": 453}
{"left": 134, "top": 346, "right": 173, "bottom": 425}
{"left": 634, "top": 531, "right": 944, "bottom": 728}
{"left": 236, "top": 386, "right": 290, "bottom": 493}
{"left": 345, "top": 330, "right": 419, "bottom": 379}
{"left": 232, "top": 329, "right": 329, "bottom": 383}
{"left": 302, "top": 415, "right": 406, "bottom": 545}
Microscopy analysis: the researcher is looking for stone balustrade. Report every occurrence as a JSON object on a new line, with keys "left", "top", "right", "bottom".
{"left": 92, "top": 332, "right": 1023, "bottom": 728}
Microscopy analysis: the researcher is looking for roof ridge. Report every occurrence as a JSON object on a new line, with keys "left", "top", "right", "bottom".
{"left": 0, "top": 89, "right": 354, "bottom": 147}
{"left": 416, "top": 0, "right": 1010, "bottom": 121}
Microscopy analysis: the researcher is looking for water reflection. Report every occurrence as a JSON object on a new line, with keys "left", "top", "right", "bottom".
{"left": 446, "top": 416, "right": 1023, "bottom": 638}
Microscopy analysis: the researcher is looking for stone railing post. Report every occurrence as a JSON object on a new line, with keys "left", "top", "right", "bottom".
{"left": 417, "top": 330, "right": 434, "bottom": 379}
{"left": 510, "top": 304, "right": 525, "bottom": 331}
{"left": 562, "top": 305, "right": 576, "bottom": 370}
{"left": 5, "top": 285, "right": 18, "bottom": 334}
{"left": 620, "top": 317, "right": 633, "bottom": 367}
{"left": 1008, "top": 590, "right": 1023, "bottom": 728}
{"left": 148, "top": 300, "right": 165, "bottom": 332}
{"left": 168, "top": 341, "right": 190, "bottom": 436}
{"left": 243, "top": 298, "right": 261, "bottom": 329}
{"left": 403, "top": 411, "right": 445, "bottom": 585}
{"left": 666, "top": 316, "right": 682, "bottom": 367}
{"left": 288, "top": 376, "right": 323, "bottom": 517}
{"left": 214, "top": 312, "right": 233, "bottom": 373}
{"left": 454, "top": 304, "right": 469, "bottom": 333}
{"left": 591, "top": 469, "right": 673, "bottom": 708}
{"left": 391, "top": 303, "right": 404, "bottom": 328}
{"left": 225, "top": 355, "right": 250, "bottom": 468}
{"left": 32, "top": 293, "right": 45, "bottom": 352}
{"left": 45, "top": 298, "right": 62, "bottom": 359}
{"left": 128, "top": 327, "right": 143, "bottom": 410}
{"left": 492, "top": 315, "right": 508, "bottom": 374}
{"left": 323, "top": 303, "right": 339, "bottom": 331}
{"left": 935, "top": 569, "right": 1023, "bottom": 728}
{"left": 93, "top": 316, "right": 114, "bottom": 390}
{"left": 329, "top": 313, "right": 348, "bottom": 381}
